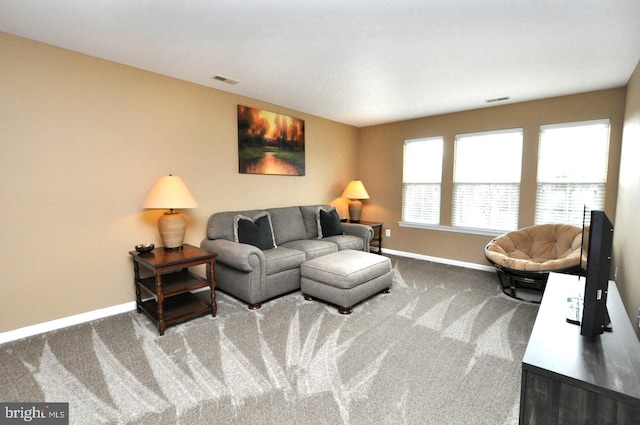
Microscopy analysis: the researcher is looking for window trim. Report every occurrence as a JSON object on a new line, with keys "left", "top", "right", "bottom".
{"left": 452, "top": 128, "right": 524, "bottom": 232}
{"left": 398, "top": 119, "right": 613, "bottom": 237}
{"left": 398, "top": 221, "right": 503, "bottom": 237}
{"left": 401, "top": 136, "right": 444, "bottom": 225}
{"left": 539, "top": 118, "right": 610, "bottom": 132}
{"left": 535, "top": 118, "right": 610, "bottom": 226}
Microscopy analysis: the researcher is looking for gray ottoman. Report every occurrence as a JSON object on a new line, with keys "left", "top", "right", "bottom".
{"left": 301, "top": 250, "right": 392, "bottom": 314}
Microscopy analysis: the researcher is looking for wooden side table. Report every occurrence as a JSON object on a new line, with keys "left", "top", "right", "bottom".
{"left": 353, "top": 220, "right": 383, "bottom": 254}
{"left": 129, "top": 243, "right": 217, "bottom": 336}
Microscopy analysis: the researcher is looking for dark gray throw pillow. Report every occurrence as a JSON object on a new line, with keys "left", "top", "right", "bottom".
{"left": 319, "top": 208, "right": 343, "bottom": 238}
{"left": 234, "top": 212, "right": 276, "bottom": 250}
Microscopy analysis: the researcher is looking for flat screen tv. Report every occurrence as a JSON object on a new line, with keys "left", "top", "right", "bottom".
{"left": 579, "top": 209, "right": 614, "bottom": 337}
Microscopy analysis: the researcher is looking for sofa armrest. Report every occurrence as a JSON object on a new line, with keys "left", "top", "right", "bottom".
{"left": 200, "top": 238, "right": 265, "bottom": 272}
{"left": 342, "top": 223, "right": 374, "bottom": 249}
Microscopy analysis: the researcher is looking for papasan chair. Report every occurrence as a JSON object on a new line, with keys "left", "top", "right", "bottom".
{"left": 484, "top": 223, "right": 583, "bottom": 302}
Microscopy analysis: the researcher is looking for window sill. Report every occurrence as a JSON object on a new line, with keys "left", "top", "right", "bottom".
{"left": 398, "top": 221, "right": 503, "bottom": 237}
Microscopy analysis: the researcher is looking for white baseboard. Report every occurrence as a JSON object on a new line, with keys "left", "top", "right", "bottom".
{"left": 0, "top": 301, "right": 137, "bottom": 345}
{"left": 0, "top": 251, "right": 494, "bottom": 345}
{"left": 382, "top": 248, "right": 495, "bottom": 273}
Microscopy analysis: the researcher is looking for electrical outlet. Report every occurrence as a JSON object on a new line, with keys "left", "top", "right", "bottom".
{"left": 385, "top": 229, "right": 391, "bottom": 237}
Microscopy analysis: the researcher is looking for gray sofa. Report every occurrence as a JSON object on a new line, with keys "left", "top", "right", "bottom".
{"left": 201, "top": 205, "right": 374, "bottom": 309}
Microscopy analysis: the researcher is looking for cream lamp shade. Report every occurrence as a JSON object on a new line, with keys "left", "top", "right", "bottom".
{"left": 142, "top": 175, "right": 199, "bottom": 249}
{"left": 341, "top": 180, "right": 370, "bottom": 222}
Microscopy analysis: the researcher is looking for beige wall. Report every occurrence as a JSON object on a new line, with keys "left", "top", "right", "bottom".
{"left": 616, "top": 60, "right": 640, "bottom": 337}
{"left": 0, "top": 32, "right": 359, "bottom": 333}
{"left": 357, "top": 89, "right": 626, "bottom": 265}
{"left": 2, "top": 30, "right": 636, "bottom": 337}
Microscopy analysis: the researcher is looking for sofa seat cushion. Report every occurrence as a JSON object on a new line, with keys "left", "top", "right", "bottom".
{"left": 264, "top": 247, "right": 307, "bottom": 275}
{"left": 280, "top": 239, "right": 338, "bottom": 260}
{"left": 322, "top": 235, "right": 364, "bottom": 251}
{"left": 302, "top": 250, "right": 391, "bottom": 290}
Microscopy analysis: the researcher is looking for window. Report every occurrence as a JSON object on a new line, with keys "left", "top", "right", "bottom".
{"left": 535, "top": 119, "right": 610, "bottom": 226}
{"left": 402, "top": 137, "right": 443, "bottom": 225}
{"left": 453, "top": 129, "right": 523, "bottom": 231}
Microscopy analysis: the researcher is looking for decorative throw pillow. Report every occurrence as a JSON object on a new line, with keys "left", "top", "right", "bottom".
{"left": 233, "top": 212, "right": 277, "bottom": 250}
{"left": 317, "top": 207, "right": 344, "bottom": 238}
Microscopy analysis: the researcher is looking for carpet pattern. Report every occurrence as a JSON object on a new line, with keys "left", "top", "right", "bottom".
{"left": 0, "top": 255, "right": 539, "bottom": 424}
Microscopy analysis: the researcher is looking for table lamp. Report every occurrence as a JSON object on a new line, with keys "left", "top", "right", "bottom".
{"left": 341, "top": 180, "right": 370, "bottom": 222}
{"left": 142, "top": 175, "right": 198, "bottom": 249}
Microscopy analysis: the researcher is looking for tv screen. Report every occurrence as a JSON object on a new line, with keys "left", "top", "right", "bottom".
{"left": 580, "top": 209, "right": 614, "bottom": 337}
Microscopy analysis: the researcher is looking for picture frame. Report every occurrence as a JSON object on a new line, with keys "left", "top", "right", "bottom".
{"left": 237, "top": 105, "right": 305, "bottom": 176}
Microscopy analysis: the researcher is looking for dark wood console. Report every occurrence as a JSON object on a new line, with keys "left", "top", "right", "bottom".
{"left": 520, "top": 272, "right": 640, "bottom": 424}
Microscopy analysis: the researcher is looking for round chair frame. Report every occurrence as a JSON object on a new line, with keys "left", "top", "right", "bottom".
{"left": 484, "top": 223, "right": 583, "bottom": 303}
{"left": 490, "top": 262, "right": 580, "bottom": 303}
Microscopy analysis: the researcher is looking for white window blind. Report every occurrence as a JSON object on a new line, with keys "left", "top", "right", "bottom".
{"left": 402, "top": 137, "right": 443, "bottom": 224}
{"left": 453, "top": 129, "right": 523, "bottom": 231}
{"left": 535, "top": 119, "right": 610, "bottom": 226}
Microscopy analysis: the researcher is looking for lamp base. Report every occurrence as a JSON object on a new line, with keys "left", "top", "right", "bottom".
{"left": 158, "top": 211, "right": 186, "bottom": 249}
{"left": 348, "top": 200, "right": 363, "bottom": 222}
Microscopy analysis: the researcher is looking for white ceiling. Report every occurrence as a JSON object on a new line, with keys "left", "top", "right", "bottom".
{"left": 1, "top": 0, "right": 640, "bottom": 127}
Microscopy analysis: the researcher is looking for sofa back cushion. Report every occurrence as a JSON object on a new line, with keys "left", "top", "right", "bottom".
{"left": 207, "top": 209, "right": 264, "bottom": 241}
{"left": 207, "top": 205, "right": 336, "bottom": 244}
{"left": 299, "top": 204, "right": 331, "bottom": 239}
{"left": 267, "top": 206, "right": 308, "bottom": 245}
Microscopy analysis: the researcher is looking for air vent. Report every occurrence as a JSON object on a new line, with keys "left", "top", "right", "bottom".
{"left": 212, "top": 75, "right": 239, "bottom": 85}
{"left": 486, "top": 96, "right": 510, "bottom": 103}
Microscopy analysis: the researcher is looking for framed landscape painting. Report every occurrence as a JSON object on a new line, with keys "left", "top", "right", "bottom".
{"left": 237, "top": 105, "right": 305, "bottom": 176}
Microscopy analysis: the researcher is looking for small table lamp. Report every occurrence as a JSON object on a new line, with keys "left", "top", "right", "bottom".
{"left": 341, "top": 180, "right": 370, "bottom": 222}
{"left": 142, "top": 175, "right": 198, "bottom": 249}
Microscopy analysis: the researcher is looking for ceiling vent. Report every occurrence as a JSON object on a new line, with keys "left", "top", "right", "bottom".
{"left": 486, "top": 96, "right": 510, "bottom": 103}
{"left": 212, "top": 75, "right": 239, "bottom": 85}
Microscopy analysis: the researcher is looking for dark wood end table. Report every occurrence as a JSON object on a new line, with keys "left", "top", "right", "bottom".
{"left": 129, "top": 243, "right": 217, "bottom": 336}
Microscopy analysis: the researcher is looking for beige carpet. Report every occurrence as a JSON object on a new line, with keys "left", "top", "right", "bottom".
{"left": 0, "top": 255, "right": 538, "bottom": 424}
